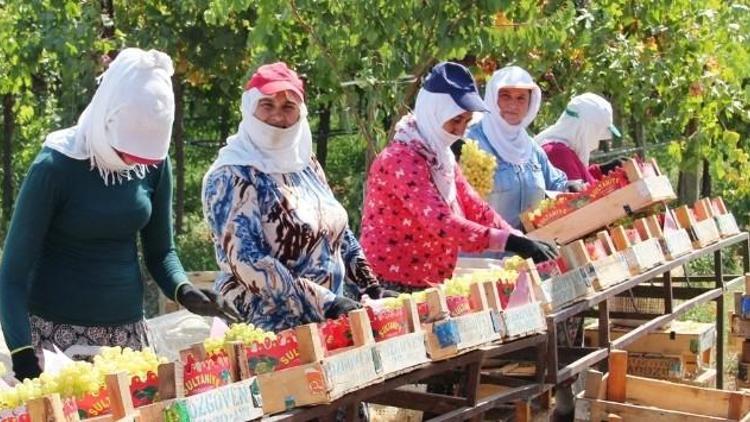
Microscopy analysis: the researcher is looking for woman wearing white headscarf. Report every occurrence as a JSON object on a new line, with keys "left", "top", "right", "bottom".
{"left": 466, "top": 66, "right": 571, "bottom": 229}
{"left": 535, "top": 92, "right": 624, "bottom": 184}
{"left": 360, "top": 62, "right": 557, "bottom": 293}
{"left": 0, "top": 48, "right": 236, "bottom": 381}
{"left": 202, "top": 62, "right": 390, "bottom": 333}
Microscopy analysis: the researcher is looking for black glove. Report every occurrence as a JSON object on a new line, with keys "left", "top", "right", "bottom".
{"left": 12, "top": 348, "right": 42, "bottom": 381}
{"left": 363, "top": 284, "right": 400, "bottom": 299}
{"left": 600, "top": 156, "right": 627, "bottom": 174}
{"left": 324, "top": 296, "right": 362, "bottom": 319}
{"left": 505, "top": 234, "right": 559, "bottom": 263}
{"left": 176, "top": 284, "right": 242, "bottom": 323}
{"left": 566, "top": 181, "right": 585, "bottom": 193}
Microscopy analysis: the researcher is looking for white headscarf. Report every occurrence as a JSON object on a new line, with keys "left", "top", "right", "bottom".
{"left": 393, "top": 88, "right": 465, "bottom": 212}
{"left": 206, "top": 88, "right": 312, "bottom": 175}
{"left": 44, "top": 48, "right": 175, "bottom": 185}
{"left": 481, "top": 66, "right": 542, "bottom": 165}
{"left": 535, "top": 93, "right": 616, "bottom": 165}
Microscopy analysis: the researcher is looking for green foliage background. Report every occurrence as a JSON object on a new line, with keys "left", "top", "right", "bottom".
{"left": 0, "top": 0, "right": 749, "bottom": 274}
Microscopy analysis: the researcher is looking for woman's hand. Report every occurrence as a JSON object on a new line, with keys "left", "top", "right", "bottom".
{"left": 505, "top": 234, "right": 559, "bottom": 263}
{"left": 176, "top": 284, "right": 242, "bottom": 323}
{"left": 324, "top": 296, "right": 362, "bottom": 319}
{"left": 11, "top": 348, "right": 42, "bottom": 381}
{"left": 565, "top": 180, "right": 585, "bottom": 193}
{"left": 600, "top": 156, "right": 628, "bottom": 174}
{"left": 363, "top": 284, "right": 400, "bottom": 299}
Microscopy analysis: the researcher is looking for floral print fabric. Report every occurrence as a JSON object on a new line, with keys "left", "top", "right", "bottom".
{"left": 30, "top": 314, "right": 149, "bottom": 362}
{"left": 360, "top": 115, "right": 513, "bottom": 288}
{"left": 203, "top": 158, "right": 378, "bottom": 332}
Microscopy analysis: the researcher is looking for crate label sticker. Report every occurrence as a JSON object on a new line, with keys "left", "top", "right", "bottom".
{"left": 662, "top": 230, "right": 692, "bottom": 258}
{"left": 503, "top": 303, "right": 545, "bottom": 337}
{"left": 693, "top": 219, "right": 720, "bottom": 244}
{"left": 174, "top": 379, "right": 263, "bottom": 422}
{"left": 628, "top": 354, "right": 683, "bottom": 379}
{"left": 305, "top": 367, "right": 327, "bottom": 395}
{"left": 542, "top": 272, "right": 578, "bottom": 308}
{"left": 433, "top": 319, "right": 460, "bottom": 348}
{"left": 323, "top": 346, "right": 379, "bottom": 396}
{"left": 454, "top": 311, "right": 498, "bottom": 347}
{"left": 375, "top": 332, "right": 427, "bottom": 374}
{"left": 715, "top": 213, "right": 740, "bottom": 236}
{"left": 490, "top": 309, "right": 505, "bottom": 335}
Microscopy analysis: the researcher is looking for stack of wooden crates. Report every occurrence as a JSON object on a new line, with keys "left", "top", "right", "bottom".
{"left": 731, "top": 276, "right": 750, "bottom": 391}
{"left": 584, "top": 320, "right": 716, "bottom": 386}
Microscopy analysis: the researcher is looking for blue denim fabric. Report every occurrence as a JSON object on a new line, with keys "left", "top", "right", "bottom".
{"left": 467, "top": 124, "right": 568, "bottom": 229}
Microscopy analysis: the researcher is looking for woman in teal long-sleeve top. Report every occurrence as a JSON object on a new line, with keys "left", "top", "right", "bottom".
{"left": 467, "top": 66, "right": 571, "bottom": 230}
{"left": 0, "top": 48, "right": 236, "bottom": 381}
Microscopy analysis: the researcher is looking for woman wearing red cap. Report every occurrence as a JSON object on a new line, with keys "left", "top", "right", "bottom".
{"left": 202, "top": 62, "right": 391, "bottom": 332}
{"left": 0, "top": 48, "right": 238, "bottom": 382}
{"left": 360, "top": 62, "right": 557, "bottom": 293}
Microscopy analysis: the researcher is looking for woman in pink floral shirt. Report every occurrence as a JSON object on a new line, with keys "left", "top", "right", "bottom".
{"left": 360, "top": 62, "right": 557, "bottom": 292}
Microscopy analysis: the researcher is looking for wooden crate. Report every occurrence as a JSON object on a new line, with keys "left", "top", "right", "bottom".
{"left": 256, "top": 310, "right": 382, "bottom": 415}
{"left": 637, "top": 213, "right": 694, "bottom": 260}
{"left": 539, "top": 267, "right": 592, "bottom": 313}
{"left": 528, "top": 159, "right": 676, "bottom": 244}
{"left": 576, "top": 352, "right": 750, "bottom": 422}
{"left": 372, "top": 297, "right": 430, "bottom": 378}
{"left": 610, "top": 223, "right": 666, "bottom": 275}
{"left": 423, "top": 281, "right": 502, "bottom": 361}
{"left": 562, "top": 232, "right": 630, "bottom": 291}
{"left": 675, "top": 203, "right": 722, "bottom": 249}
{"left": 584, "top": 320, "right": 716, "bottom": 357}
{"left": 710, "top": 197, "right": 742, "bottom": 238}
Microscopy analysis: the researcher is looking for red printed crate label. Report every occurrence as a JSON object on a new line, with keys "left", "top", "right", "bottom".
{"left": 366, "top": 307, "right": 406, "bottom": 341}
{"left": 76, "top": 386, "right": 111, "bottom": 418}
{"left": 417, "top": 302, "right": 429, "bottom": 323}
{"left": 0, "top": 407, "right": 30, "bottom": 422}
{"left": 245, "top": 329, "right": 301, "bottom": 375}
{"left": 446, "top": 295, "right": 471, "bottom": 317}
{"left": 587, "top": 168, "right": 629, "bottom": 200}
{"left": 183, "top": 352, "right": 232, "bottom": 396}
{"left": 130, "top": 371, "right": 159, "bottom": 407}
{"left": 319, "top": 316, "right": 354, "bottom": 352}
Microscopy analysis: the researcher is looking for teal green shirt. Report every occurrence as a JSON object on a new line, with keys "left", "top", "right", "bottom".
{"left": 0, "top": 148, "right": 188, "bottom": 352}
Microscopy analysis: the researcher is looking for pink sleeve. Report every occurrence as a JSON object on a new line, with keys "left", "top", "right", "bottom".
{"left": 542, "top": 142, "right": 597, "bottom": 184}
{"left": 379, "top": 148, "right": 494, "bottom": 253}
{"left": 455, "top": 167, "right": 513, "bottom": 232}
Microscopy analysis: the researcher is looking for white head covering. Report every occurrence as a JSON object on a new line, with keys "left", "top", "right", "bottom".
{"left": 392, "top": 88, "right": 465, "bottom": 212}
{"left": 44, "top": 48, "right": 175, "bottom": 185}
{"left": 535, "top": 93, "right": 617, "bottom": 165}
{"left": 206, "top": 88, "right": 312, "bottom": 175}
{"left": 480, "top": 66, "right": 542, "bottom": 165}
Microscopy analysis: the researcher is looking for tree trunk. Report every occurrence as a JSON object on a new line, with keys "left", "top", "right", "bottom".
{"left": 172, "top": 76, "right": 185, "bottom": 235}
{"left": 630, "top": 115, "right": 645, "bottom": 158}
{"left": 315, "top": 103, "right": 331, "bottom": 168}
{"left": 2, "top": 94, "right": 14, "bottom": 227}
{"left": 701, "top": 158, "right": 711, "bottom": 198}
{"left": 677, "top": 119, "right": 700, "bottom": 205}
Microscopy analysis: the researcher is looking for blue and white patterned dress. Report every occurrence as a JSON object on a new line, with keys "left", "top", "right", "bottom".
{"left": 202, "top": 158, "right": 378, "bottom": 332}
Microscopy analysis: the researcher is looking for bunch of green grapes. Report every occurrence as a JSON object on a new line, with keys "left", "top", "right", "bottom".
{"left": 443, "top": 276, "right": 472, "bottom": 297}
{"left": 459, "top": 139, "right": 497, "bottom": 199}
{"left": 203, "top": 337, "right": 226, "bottom": 354}
{"left": 93, "top": 347, "right": 166, "bottom": 382}
{"left": 381, "top": 298, "right": 404, "bottom": 310}
{"left": 502, "top": 256, "right": 527, "bottom": 272}
{"left": 223, "top": 323, "right": 277, "bottom": 345}
{"left": 54, "top": 361, "right": 102, "bottom": 399}
{"left": 0, "top": 378, "right": 44, "bottom": 410}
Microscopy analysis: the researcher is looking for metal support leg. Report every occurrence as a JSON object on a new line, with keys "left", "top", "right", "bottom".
{"left": 716, "top": 249, "right": 725, "bottom": 389}
{"left": 663, "top": 270, "right": 674, "bottom": 314}
{"left": 546, "top": 317, "right": 558, "bottom": 384}
{"left": 743, "top": 236, "right": 750, "bottom": 274}
{"left": 598, "top": 299, "right": 610, "bottom": 373}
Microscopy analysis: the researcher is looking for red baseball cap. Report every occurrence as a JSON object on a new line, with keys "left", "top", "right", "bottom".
{"left": 245, "top": 62, "right": 305, "bottom": 101}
